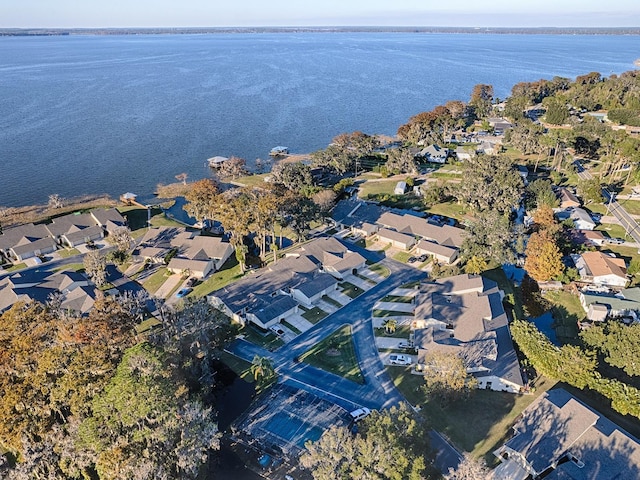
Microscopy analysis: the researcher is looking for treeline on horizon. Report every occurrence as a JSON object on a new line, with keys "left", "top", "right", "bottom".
{"left": 2, "top": 26, "right": 640, "bottom": 36}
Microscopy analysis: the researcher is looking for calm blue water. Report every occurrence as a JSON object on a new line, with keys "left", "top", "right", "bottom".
{"left": 1, "top": 33, "right": 638, "bottom": 207}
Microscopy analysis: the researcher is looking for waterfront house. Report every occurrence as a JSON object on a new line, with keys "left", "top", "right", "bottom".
{"left": 419, "top": 144, "right": 449, "bottom": 163}
{"left": 570, "top": 229, "right": 605, "bottom": 247}
{"left": 493, "top": 388, "right": 640, "bottom": 480}
{"left": 0, "top": 223, "right": 57, "bottom": 262}
{"left": 45, "top": 212, "right": 105, "bottom": 247}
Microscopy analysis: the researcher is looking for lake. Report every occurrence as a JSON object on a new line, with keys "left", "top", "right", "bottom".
{"left": 1, "top": 33, "right": 638, "bottom": 207}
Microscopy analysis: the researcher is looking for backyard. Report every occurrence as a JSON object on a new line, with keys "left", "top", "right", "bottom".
{"left": 389, "top": 368, "right": 555, "bottom": 464}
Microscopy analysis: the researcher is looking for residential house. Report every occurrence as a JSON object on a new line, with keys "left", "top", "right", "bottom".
{"left": 493, "top": 388, "right": 640, "bottom": 480}
{"left": 476, "top": 141, "right": 496, "bottom": 155}
{"left": 570, "top": 208, "right": 596, "bottom": 231}
{"left": 137, "top": 227, "right": 233, "bottom": 278}
{"left": 292, "top": 237, "right": 366, "bottom": 280}
{"left": 570, "top": 229, "right": 605, "bottom": 247}
{"left": 574, "top": 251, "right": 628, "bottom": 287}
{"left": 378, "top": 212, "right": 466, "bottom": 248}
{"left": 45, "top": 212, "right": 105, "bottom": 247}
{"left": 0, "top": 223, "right": 57, "bottom": 262}
{"left": 208, "top": 237, "right": 362, "bottom": 330}
{"left": 455, "top": 145, "right": 474, "bottom": 161}
{"left": 487, "top": 117, "right": 513, "bottom": 135}
{"left": 557, "top": 187, "right": 581, "bottom": 210}
{"left": 419, "top": 145, "right": 449, "bottom": 163}
{"left": 412, "top": 274, "right": 524, "bottom": 393}
{"left": 90, "top": 208, "right": 127, "bottom": 235}
{"left": 394, "top": 181, "right": 407, "bottom": 195}
{"left": 414, "top": 239, "right": 458, "bottom": 265}
{"left": 377, "top": 228, "right": 416, "bottom": 250}
{"left": 330, "top": 199, "right": 384, "bottom": 237}
{"left": 0, "top": 269, "right": 96, "bottom": 314}
{"left": 580, "top": 287, "right": 640, "bottom": 322}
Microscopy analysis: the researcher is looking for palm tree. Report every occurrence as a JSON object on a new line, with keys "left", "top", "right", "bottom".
{"left": 383, "top": 318, "right": 397, "bottom": 335}
{"left": 251, "top": 355, "right": 275, "bottom": 385}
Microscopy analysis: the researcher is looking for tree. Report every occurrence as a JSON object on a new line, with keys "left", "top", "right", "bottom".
{"left": 250, "top": 355, "right": 276, "bottom": 389}
{"left": 184, "top": 178, "right": 220, "bottom": 223}
{"left": 506, "top": 119, "right": 544, "bottom": 155}
{"left": 84, "top": 250, "right": 107, "bottom": 287}
{"left": 445, "top": 453, "right": 491, "bottom": 480}
{"left": 577, "top": 177, "right": 604, "bottom": 204}
{"left": 383, "top": 318, "right": 397, "bottom": 334}
{"left": 464, "top": 255, "right": 488, "bottom": 275}
{"left": 385, "top": 147, "right": 419, "bottom": 174}
{"left": 421, "top": 351, "right": 476, "bottom": 404}
{"left": 461, "top": 210, "right": 519, "bottom": 265}
{"left": 270, "top": 161, "right": 314, "bottom": 192}
{"left": 48, "top": 193, "right": 64, "bottom": 209}
{"left": 217, "top": 156, "right": 248, "bottom": 179}
{"left": 526, "top": 179, "right": 559, "bottom": 210}
{"left": 469, "top": 84, "right": 494, "bottom": 118}
{"left": 524, "top": 230, "right": 564, "bottom": 282}
{"left": 543, "top": 97, "right": 569, "bottom": 125}
{"left": 300, "top": 404, "right": 430, "bottom": 480}
{"left": 532, "top": 205, "right": 561, "bottom": 236}
{"left": 581, "top": 321, "right": 640, "bottom": 377}
{"left": 312, "top": 189, "right": 338, "bottom": 218}
{"left": 453, "top": 155, "right": 524, "bottom": 214}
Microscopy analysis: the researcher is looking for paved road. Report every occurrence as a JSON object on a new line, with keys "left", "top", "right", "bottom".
{"left": 574, "top": 160, "right": 640, "bottom": 244}
{"left": 227, "top": 256, "right": 425, "bottom": 411}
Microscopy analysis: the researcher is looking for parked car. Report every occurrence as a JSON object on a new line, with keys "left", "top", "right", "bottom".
{"left": 417, "top": 254, "right": 428, "bottom": 262}
{"left": 175, "top": 287, "right": 193, "bottom": 298}
{"left": 186, "top": 277, "right": 198, "bottom": 287}
{"left": 407, "top": 256, "right": 417, "bottom": 263}
{"left": 349, "top": 407, "right": 371, "bottom": 422}
{"left": 398, "top": 341, "right": 415, "bottom": 351}
{"left": 606, "top": 237, "right": 625, "bottom": 245}
{"left": 389, "top": 354, "right": 412, "bottom": 365}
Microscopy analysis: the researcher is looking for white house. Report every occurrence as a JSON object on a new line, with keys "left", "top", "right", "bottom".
{"left": 574, "top": 251, "right": 628, "bottom": 287}
{"left": 419, "top": 145, "right": 449, "bottom": 163}
{"left": 414, "top": 239, "right": 458, "bottom": 265}
{"left": 570, "top": 208, "right": 597, "bottom": 230}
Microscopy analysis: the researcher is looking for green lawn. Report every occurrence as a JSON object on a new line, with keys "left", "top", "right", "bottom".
{"left": 5, "top": 263, "right": 27, "bottom": 272}
{"left": 543, "top": 290, "right": 585, "bottom": 343}
{"left": 381, "top": 294, "right": 414, "bottom": 303}
{"left": 141, "top": 267, "right": 171, "bottom": 295}
{"left": 56, "top": 262, "right": 84, "bottom": 273}
{"left": 57, "top": 248, "right": 81, "bottom": 258}
{"left": 134, "top": 317, "right": 162, "bottom": 335}
{"left": 389, "top": 368, "right": 555, "bottom": 463}
{"left": 596, "top": 223, "right": 631, "bottom": 240}
{"left": 322, "top": 295, "right": 343, "bottom": 308}
{"left": 484, "top": 266, "right": 525, "bottom": 321}
{"left": 231, "top": 173, "right": 270, "bottom": 187}
{"left": 393, "top": 251, "right": 413, "bottom": 263}
{"left": 373, "top": 309, "right": 414, "bottom": 318}
{"left": 300, "top": 325, "right": 364, "bottom": 384}
{"left": 615, "top": 199, "right": 640, "bottom": 215}
{"left": 374, "top": 325, "right": 411, "bottom": 339}
{"left": 120, "top": 205, "right": 186, "bottom": 234}
{"left": 281, "top": 319, "right": 302, "bottom": 335}
{"left": 425, "top": 201, "right": 469, "bottom": 222}
{"left": 241, "top": 326, "right": 285, "bottom": 351}
{"left": 301, "top": 306, "right": 329, "bottom": 324}
{"left": 338, "top": 281, "right": 364, "bottom": 299}
{"left": 219, "top": 351, "right": 256, "bottom": 383}
{"left": 369, "top": 263, "right": 391, "bottom": 278}
{"left": 354, "top": 272, "right": 377, "bottom": 285}
{"left": 190, "top": 256, "right": 244, "bottom": 297}
{"left": 357, "top": 179, "right": 400, "bottom": 197}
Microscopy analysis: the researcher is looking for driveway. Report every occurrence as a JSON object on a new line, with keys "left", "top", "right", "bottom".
{"left": 155, "top": 273, "right": 183, "bottom": 300}
{"left": 227, "top": 257, "right": 427, "bottom": 411}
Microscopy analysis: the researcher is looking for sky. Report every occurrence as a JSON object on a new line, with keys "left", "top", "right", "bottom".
{"left": 2, "top": 0, "right": 640, "bottom": 29}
